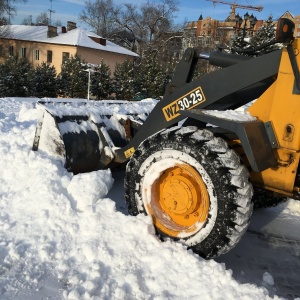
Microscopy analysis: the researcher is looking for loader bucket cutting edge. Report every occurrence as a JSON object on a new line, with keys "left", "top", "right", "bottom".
{"left": 148, "top": 164, "right": 210, "bottom": 238}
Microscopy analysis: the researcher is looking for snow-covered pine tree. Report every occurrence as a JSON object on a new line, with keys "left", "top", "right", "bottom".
{"left": 113, "top": 60, "right": 136, "bottom": 100}
{"left": 250, "top": 15, "right": 281, "bottom": 55}
{"left": 90, "top": 60, "right": 112, "bottom": 100}
{"left": 137, "top": 56, "right": 166, "bottom": 100}
{"left": 0, "top": 56, "right": 34, "bottom": 97}
{"left": 31, "top": 62, "right": 57, "bottom": 98}
{"left": 230, "top": 15, "right": 281, "bottom": 56}
{"left": 57, "top": 56, "right": 87, "bottom": 98}
{"left": 17, "top": 57, "right": 34, "bottom": 96}
{"left": 230, "top": 30, "right": 250, "bottom": 55}
{"left": 0, "top": 63, "right": 6, "bottom": 97}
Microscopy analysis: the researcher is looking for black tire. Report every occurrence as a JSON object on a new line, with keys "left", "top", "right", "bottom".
{"left": 125, "top": 126, "right": 253, "bottom": 259}
{"left": 252, "top": 187, "right": 287, "bottom": 209}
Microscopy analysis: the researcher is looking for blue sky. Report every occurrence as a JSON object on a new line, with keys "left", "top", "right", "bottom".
{"left": 11, "top": 0, "right": 300, "bottom": 29}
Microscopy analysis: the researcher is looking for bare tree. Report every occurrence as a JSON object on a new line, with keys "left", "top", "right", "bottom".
{"left": 111, "top": 3, "right": 143, "bottom": 52}
{"left": 79, "top": 0, "right": 180, "bottom": 55}
{"left": 80, "top": 0, "right": 118, "bottom": 37}
{"left": 0, "top": 0, "right": 27, "bottom": 24}
{"left": 142, "top": 0, "right": 178, "bottom": 43}
{"left": 0, "top": 0, "right": 26, "bottom": 38}
{"left": 53, "top": 19, "right": 62, "bottom": 26}
{"left": 21, "top": 15, "right": 33, "bottom": 25}
{"left": 36, "top": 11, "right": 49, "bottom": 25}
{"left": 113, "top": 0, "right": 179, "bottom": 57}
{"left": 21, "top": 14, "right": 61, "bottom": 26}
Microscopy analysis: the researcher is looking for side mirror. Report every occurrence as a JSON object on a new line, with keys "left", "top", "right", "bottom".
{"left": 276, "top": 18, "right": 295, "bottom": 43}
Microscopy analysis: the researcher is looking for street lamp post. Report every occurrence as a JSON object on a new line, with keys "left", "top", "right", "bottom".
{"left": 84, "top": 68, "right": 95, "bottom": 100}
{"left": 235, "top": 12, "right": 257, "bottom": 46}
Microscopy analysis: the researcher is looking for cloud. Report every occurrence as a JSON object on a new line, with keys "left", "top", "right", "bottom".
{"left": 63, "top": 0, "right": 85, "bottom": 5}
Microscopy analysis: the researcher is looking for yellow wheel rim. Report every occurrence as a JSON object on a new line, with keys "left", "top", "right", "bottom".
{"left": 147, "top": 164, "right": 210, "bottom": 237}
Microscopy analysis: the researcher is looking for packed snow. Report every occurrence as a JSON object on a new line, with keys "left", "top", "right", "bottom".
{"left": 0, "top": 97, "right": 299, "bottom": 299}
{"left": 202, "top": 109, "right": 256, "bottom": 121}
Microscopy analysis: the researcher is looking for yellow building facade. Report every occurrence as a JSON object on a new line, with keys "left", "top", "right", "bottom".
{"left": 0, "top": 22, "right": 138, "bottom": 74}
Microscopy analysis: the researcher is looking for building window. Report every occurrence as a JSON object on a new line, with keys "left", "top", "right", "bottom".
{"left": 9, "top": 45, "right": 14, "bottom": 56}
{"left": 47, "top": 50, "right": 53, "bottom": 63}
{"left": 21, "top": 47, "right": 26, "bottom": 58}
{"left": 35, "top": 49, "right": 39, "bottom": 60}
{"left": 62, "top": 52, "right": 70, "bottom": 62}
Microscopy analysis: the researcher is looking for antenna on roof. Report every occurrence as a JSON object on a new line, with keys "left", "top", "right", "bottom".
{"left": 48, "top": 0, "right": 56, "bottom": 25}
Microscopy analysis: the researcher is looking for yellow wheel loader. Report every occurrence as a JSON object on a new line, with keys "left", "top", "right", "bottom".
{"left": 33, "top": 18, "right": 300, "bottom": 259}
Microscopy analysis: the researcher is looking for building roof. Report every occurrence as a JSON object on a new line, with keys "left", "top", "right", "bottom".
{"left": 1, "top": 25, "right": 138, "bottom": 57}
{"left": 280, "top": 11, "right": 295, "bottom": 20}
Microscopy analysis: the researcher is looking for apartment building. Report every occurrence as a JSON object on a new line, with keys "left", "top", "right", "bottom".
{"left": 0, "top": 21, "right": 138, "bottom": 74}
{"left": 183, "top": 10, "right": 300, "bottom": 50}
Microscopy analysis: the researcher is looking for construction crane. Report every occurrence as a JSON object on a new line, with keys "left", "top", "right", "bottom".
{"left": 206, "top": 0, "right": 263, "bottom": 16}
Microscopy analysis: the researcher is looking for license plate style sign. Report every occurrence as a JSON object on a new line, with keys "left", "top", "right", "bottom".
{"left": 162, "top": 87, "right": 206, "bottom": 121}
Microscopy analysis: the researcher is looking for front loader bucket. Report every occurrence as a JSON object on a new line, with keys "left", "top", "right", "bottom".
{"left": 32, "top": 99, "right": 157, "bottom": 173}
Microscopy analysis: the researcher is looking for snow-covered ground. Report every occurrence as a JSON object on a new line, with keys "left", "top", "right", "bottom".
{"left": 0, "top": 97, "right": 300, "bottom": 300}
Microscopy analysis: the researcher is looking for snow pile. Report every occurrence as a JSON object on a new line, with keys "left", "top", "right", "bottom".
{"left": 263, "top": 272, "right": 275, "bottom": 286}
{"left": 279, "top": 198, "right": 300, "bottom": 217}
{"left": 0, "top": 97, "right": 287, "bottom": 299}
{"left": 203, "top": 109, "right": 256, "bottom": 121}
{"left": 67, "top": 170, "right": 114, "bottom": 211}
{"left": 38, "top": 98, "right": 157, "bottom": 118}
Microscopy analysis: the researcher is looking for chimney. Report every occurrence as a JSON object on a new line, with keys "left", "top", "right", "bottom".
{"left": 100, "top": 38, "right": 106, "bottom": 46}
{"left": 47, "top": 25, "right": 58, "bottom": 38}
{"left": 62, "top": 26, "right": 67, "bottom": 33}
{"left": 67, "top": 21, "right": 77, "bottom": 31}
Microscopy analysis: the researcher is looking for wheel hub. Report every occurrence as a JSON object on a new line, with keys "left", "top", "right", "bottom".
{"left": 149, "top": 164, "right": 210, "bottom": 237}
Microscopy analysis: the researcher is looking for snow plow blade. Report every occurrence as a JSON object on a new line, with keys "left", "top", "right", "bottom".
{"left": 32, "top": 100, "right": 157, "bottom": 173}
